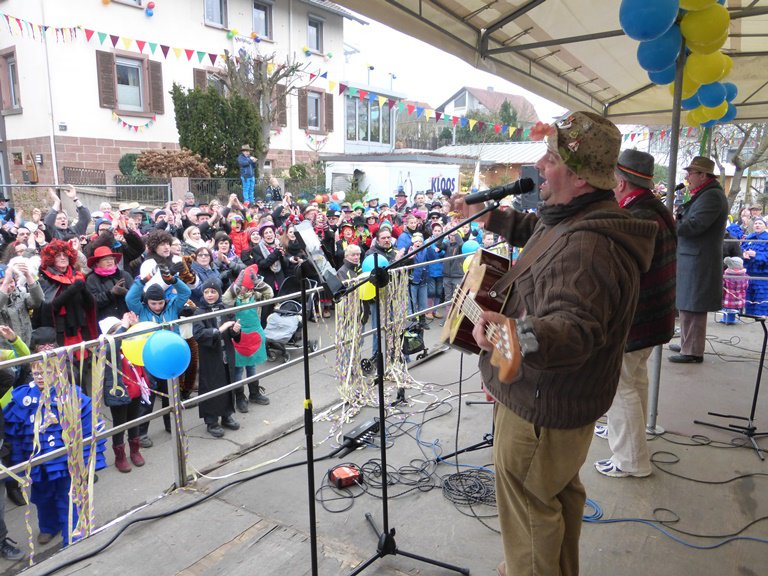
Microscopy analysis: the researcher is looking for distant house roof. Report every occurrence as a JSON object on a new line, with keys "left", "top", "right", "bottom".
{"left": 437, "top": 87, "right": 539, "bottom": 124}
{"left": 300, "top": 0, "right": 368, "bottom": 25}
{"left": 433, "top": 142, "right": 547, "bottom": 165}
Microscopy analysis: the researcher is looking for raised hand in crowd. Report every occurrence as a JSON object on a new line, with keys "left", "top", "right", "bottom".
{"left": 111, "top": 278, "right": 128, "bottom": 297}
{"left": 218, "top": 320, "right": 235, "bottom": 333}
{"left": 0, "top": 325, "right": 18, "bottom": 342}
{"left": 63, "top": 184, "right": 78, "bottom": 200}
{"left": 119, "top": 311, "right": 139, "bottom": 329}
{"left": 48, "top": 187, "right": 61, "bottom": 211}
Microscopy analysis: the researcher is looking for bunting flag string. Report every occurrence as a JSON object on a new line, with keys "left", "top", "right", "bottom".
{"left": 111, "top": 112, "right": 157, "bottom": 133}
{"left": 2, "top": 10, "right": 706, "bottom": 143}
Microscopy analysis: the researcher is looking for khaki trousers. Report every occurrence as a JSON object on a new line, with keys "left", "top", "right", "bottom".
{"left": 606, "top": 348, "right": 653, "bottom": 475}
{"left": 679, "top": 310, "right": 708, "bottom": 356}
{"left": 494, "top": 403, "right": 593, "bottom": 576}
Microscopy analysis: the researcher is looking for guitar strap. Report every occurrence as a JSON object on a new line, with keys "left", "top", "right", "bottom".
{"left": 489, "top": 219, "right": 572, "bottom": 305}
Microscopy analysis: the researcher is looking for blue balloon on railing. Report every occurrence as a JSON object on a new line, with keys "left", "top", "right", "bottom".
{"left": 637, "top": 25, "right": 681, "bottom": 72}
{"left": 361, "top": 254, "right": 389, "bottom": 274}
{"left": 461, "top": 240, "right": 480, "bottom": 254}
{"left": 698, "top": 82, "right": 727, "bottom": 108}
{"left": 723, "top": 82, "right": 738, "bottom": 102}
{"left": 648, "top": 63, "right": 676, "bottom": 85}
{"left": 142, "top": 330, "right": 191, "bottom": 380}
{"left": 701, "top": 118, "right": 718, "bottom": 129}
{"left": 620, "top": 0, "right": 679, "bottom": 41}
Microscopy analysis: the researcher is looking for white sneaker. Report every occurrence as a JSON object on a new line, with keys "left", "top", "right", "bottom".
{"left": 594, "top": 458, "right": 651, "bottom": 478}
{"left": 594, "top": 424, "right": 608, "bottom": 439}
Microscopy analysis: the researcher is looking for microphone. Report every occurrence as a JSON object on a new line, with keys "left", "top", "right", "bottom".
{"left": 464, "top": 178, "right": 536, "bottom": 205}
{"left": 674, "top": 183, "right": 686, "bottom": 191}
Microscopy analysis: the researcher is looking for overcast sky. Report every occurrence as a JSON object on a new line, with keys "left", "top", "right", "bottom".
{"left": 342, "top": 16, "right": 568, "bottom": 123}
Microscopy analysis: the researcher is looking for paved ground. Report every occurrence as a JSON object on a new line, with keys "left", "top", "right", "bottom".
{"left": 3, "top": 313, "right": 768, "bottom": 576}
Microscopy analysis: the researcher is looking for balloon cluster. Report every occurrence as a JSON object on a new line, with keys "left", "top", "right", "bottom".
{"left": 122, "top": 323, "right": 191, "bottom": 379}
{"left": 303, "top": 46, "right": 312, "bottom": 57}
{"left": 619, "top": 0, "right": 737, "bottom": 127}
{"left": 251, "top": 32, "right": 261, "bottom": 43}
{"left": 145, "top": 1, "right": 155, "bottom": 16}
{"left": 227, "top": 28, "right": 239, "bottom": 39}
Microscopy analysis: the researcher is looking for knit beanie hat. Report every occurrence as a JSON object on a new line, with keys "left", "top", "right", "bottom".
{"left": 145, "top": 284, "right": 166, "bottom": 301}
{"left": 201, "top": 277, "right": 222, "bottom": 296}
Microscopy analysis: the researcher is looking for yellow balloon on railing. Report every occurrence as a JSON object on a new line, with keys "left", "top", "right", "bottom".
{"left": 668, "top": 68, "right": 700, "bottom": 99}
{"left": 680, "top": 4, "right": 730, "bottom": 46}
{"left": 121, "top": 321, "right": 157, "bottom": 366}
{"left": 358, "top": 281, "right": 376, "bottom": 301}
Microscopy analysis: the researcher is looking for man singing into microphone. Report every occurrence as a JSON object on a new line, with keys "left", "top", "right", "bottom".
{"left": 458, "top": 112, "right": 657, "bottom": 576}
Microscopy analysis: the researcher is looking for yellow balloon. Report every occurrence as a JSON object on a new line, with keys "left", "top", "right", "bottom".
{"left": 721, "top": 53, "right": 733, "bottom": 78}
{"left": 701, "top": 100, "right": 728, "bottom": 121}
{"left": 668, "top": 69, "right": 700, "bottom": 99}
{"left": 121, "top": 321, "right": 157, "bottom": 366}
{"left": 358, "top": 281, "right": 376, "bottom": 301}
{"left": 681, "top": 4, "right": 730, "bottom": 45}
{"left": 687, "top": 30, "right": 728, "bottom": 55}
{"left": 686, "top": 109, "right": 702, "bottom": 127}
{"left": 462, "top": 254, "right": 476, "bottom": 274}
{"left": 680, "top": 0, "right": 716, "bottom": 10}
{"left": 685, "top": 51, "right": 726, "bottom": 85}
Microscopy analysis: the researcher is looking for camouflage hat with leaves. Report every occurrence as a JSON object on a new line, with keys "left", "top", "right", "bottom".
{"left": 531, "top": 111, "right": 621, "bottom": 191}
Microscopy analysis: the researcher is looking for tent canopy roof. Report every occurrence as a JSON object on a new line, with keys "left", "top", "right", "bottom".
{"left": 334, "top": 0, "right": 768, "bottom": 124}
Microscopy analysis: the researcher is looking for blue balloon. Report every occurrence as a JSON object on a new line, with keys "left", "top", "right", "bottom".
{"left": 701, "top": 119, "right": 718, "bottom": 129}
{"left": 697, "top": 82, "right": 727, "bottom": 108}
{"left": 145, "top": 8, "right": 154, "bottom": 16}
{"left": 142, "top": 330, "right": 191, "bottom": 380}
{"left": 681, "top": 93, "right": 700, "bottom": 111}
{"left": 461, "top": 240, "right": 480, "bottom": 254}
{"left": 361, "top": 254, "right": 389, "bottom": 274}
{"left": 620, "top": 0, "right": 679, "bottom": 41}
{"left": 648, "top": 63, "right": 676, "bottom": 85}
{"left": 723, "top": 82, "right": 738, "bottom": 102}
{"left": 720, "top": 103, "right": 738, "bottom": 123}
{"left": 636, "top": 25, "right": 681, "bottom": 72}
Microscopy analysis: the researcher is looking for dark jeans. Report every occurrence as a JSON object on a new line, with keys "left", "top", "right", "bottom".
{"left": 109, "top": 399, "right": 142, "bottom": 446}
{"left": 138, "top": 376, "right": 170, "bottom": 436}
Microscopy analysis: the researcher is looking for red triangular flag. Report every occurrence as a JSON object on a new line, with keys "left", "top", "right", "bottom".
{"left": 185, "top": 49, "right": 194, "bottom": 61}
{"left": 435, "top": 111, "right": 442, "bottom": 123}
{"left": 161, "top": 45, "right": 170, "bottom": 58}
{"left": 110, "top": 34, "right": 119, "bottom": 47}
{"left": 660, "top": 129, "right": 666, "bottom": 139}
{"left": 338, "top": 83, "right": 348, "bottom": 95}
{"left": 359, "top": 90, "right": 368, "bottom": 100}
{"left": 133, "top": 125, "right": 139, "bottom": 132}
{"left": 494, "top": 123, "right": 501, "bottom": 134}
{"left": 451, "top": 116, "right": 459, "bottom": 126}
{"left": 477, "top": 121, "right": 485, "bottom": 131}
{"left": 209, "top": 53, "right": 217, "bottom": 65}
{"left": 84, "top": 29, "right": 95, "bottom": 42}
{"left": 309, "top": 73, "right": 316, "bottom": 80}
{"left": 630, "top": 133, "right": 636, "bottom": 141}
{"left": 136, "top": 40, "right": 146, "bottom": 53}
{"left": 406, "top": 104, "right": 415, "bottom": 115}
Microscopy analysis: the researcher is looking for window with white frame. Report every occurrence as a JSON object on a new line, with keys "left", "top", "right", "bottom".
{"left": 113, "top": 0, "right": 143, "bottom": 6}
{"left": 307, "top": 91, "right": 321, "bottom": 130}
{"left": 253, "top": 1, "right": 272, "bottom": 39}
{"left": 205, "top": 0, "right": 227, "bottom": 27}
{"left": 345, "top": 95, "right": 393, "bottom": 144}
{"left": 115, "top": 56, "right": 144, "bottom": 112}
{"left": 6, "top": 55, "right": 20, "bottom": 109}
{"left": 307, "top": 17, "right": 323, "bottom": 52}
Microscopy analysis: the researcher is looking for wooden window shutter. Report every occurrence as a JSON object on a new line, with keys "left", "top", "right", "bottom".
{"left": 148, "top": 60, "right": 165, "bottom": 114}
{"left": 276, "top": 84, "right": 287, "bottom": 127}
{"left": 95, "top": 50, "right": 116, "bottom": 109}
{"left": 324, "top": 93, "right": 334, "bottom": 133}
{"left": 193, "top": 68, "right": 208, "bottom": 90}
{"left": 298, "top": 88, "right": 308, "bottom": 130}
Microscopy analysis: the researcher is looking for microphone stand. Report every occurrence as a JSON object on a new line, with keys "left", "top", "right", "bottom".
{"left": 341, "top": 199, "right": 502, "bottom": 576}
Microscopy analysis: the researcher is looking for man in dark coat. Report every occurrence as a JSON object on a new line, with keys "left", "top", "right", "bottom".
{"left": 596, "top": 149, "right": 677, "bottom": 478}
{"left": 671, "top": 156, "right": 729, "bottom": 363}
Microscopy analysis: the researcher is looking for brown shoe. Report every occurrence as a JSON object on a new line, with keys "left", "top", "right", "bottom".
{"left": 37, "top": 533, "right": 54, "bottom": 545}
{"left": 497, "top": 561, "right": 506, "bottom": 576}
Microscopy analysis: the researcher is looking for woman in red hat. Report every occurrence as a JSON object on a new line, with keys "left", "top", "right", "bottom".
{"left": 85, "top": 245, "right": 134, "bottom": 323}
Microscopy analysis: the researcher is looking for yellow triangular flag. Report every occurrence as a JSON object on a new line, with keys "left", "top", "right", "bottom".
{"left": 509, "top": 126, "right": 517, "bottom": 137}
{"left": 424, "top": 109, "right": 434, "bottom": 121}
{"left": 112, "top": 112, "right": 118, "bottom": 120}
{"left": 377, "top": 95, "right": 387, "bottom": 107}
{"left": 329, "top": 80, "right": 337, "bottom": 93}
{"left": 468, "top": 118, "right": 477, "bottom": 131}
{"left": 172, "top": 47, "right": 182, "bottom": 59}
{"left": 122, "top": 37, "right": 133, "bottom": 50}
{"left": 267, "top": 63, "right": 275, "bottom": 75}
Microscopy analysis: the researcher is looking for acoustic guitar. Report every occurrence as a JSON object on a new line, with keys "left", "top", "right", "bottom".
{"left": 440, "top": 249, "right": 522, "bottom": 382}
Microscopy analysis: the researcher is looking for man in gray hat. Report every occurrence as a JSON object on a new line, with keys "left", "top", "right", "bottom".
{"left": 670, "top": 156, "right": 728, "bottom": 363}
{"left": 594, "top": 149, "right": 677, "bottom": 478}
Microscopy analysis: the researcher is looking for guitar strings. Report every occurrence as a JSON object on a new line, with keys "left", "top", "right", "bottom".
{"left": 454, "top": 286, "right": 504, "bottom": 349}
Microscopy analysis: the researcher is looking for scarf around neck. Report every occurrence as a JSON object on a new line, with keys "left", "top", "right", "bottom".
{"left": 537, "top": 189, "right": 615, "bottom": 225}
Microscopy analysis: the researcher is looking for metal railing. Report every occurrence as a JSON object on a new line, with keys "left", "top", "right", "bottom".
{"left": 113, "top": 175, "right": 172, "bottom": 205}
{"left": 188, "top": 177, "right": 242, "bottom": 204}
{"left": 62, "top": 167, "right": 106, "bottom": 186}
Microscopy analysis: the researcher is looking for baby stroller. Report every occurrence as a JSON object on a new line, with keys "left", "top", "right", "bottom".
{"left": 264, "top": 276, "right": 320, "bottom": 363}
{"left": 360, "top": 321, "right": 428, "bottom": 375}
